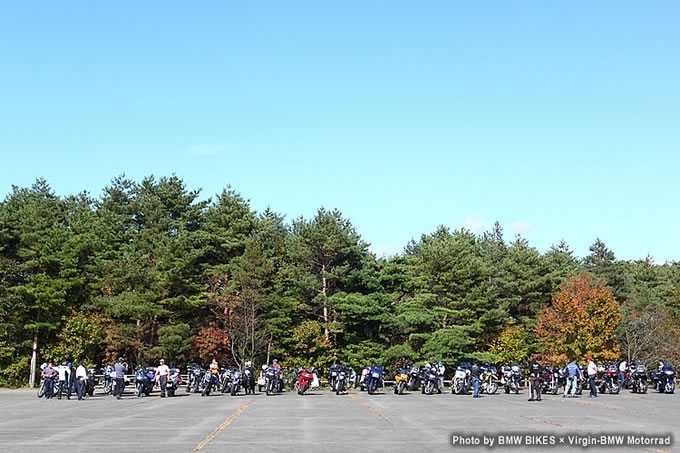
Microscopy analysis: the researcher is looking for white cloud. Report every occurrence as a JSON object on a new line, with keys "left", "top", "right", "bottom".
{"left": 510, "top": 220, "right": 538, "bottom": 234}
{"left": 460, "top": 214, "right": 487, "bottom": 234}
{"left": 186, "top": 144, "right": 227, "bottom": 156}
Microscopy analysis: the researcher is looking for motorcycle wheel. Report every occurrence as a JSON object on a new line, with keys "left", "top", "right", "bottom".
{"left": 231, "top": 385, "right": 237, "bottom": 396}
{"left": 186, "top": 380, "right": 192, "bottom": 392}
{"left": 425, "top": 382, "right": 433, "bottom": 395}
{"left": 611, "top": 383, "right": 620, "bottom": 394}
{"left": 641, "top": 381, "right": 648, "bottom": 394}
{"left": 398, "top": 382, "right": 404, "bottom": 395}
{"left": 504, "top": 385, "right": 509, "bottom": 394}
{"left": 488, "top": 382, "right": 498, "bottom": 395}
{"left": 551, "top": 384, "right": 558, "bottom": 395}
{"left": 136, "top": 384, "right": 142, "bottom": 397}
{"left": 266, "top": 382, "right": 271, "bottom": 396}
{"left": 37, "top": 384, "right": 45, "bottom": 398}
{"left": 168, "top": 389, "right": 175, "bottom": 397}
{"left": 666, "top": 381, "right": 675, "bottom": 394}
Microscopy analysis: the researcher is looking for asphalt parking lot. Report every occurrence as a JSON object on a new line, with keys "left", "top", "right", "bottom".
{"left": 1, "top": 386, "right": 678, "bottom": 453}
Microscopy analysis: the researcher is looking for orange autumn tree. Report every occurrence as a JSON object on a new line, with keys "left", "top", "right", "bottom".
{"left": 535, "top": 274, "right": 621, "bottom": 364}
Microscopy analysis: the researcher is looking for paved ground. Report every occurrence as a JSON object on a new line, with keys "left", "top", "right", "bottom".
{"left": 0, "top": 386, "right": 678, "bottom": 453}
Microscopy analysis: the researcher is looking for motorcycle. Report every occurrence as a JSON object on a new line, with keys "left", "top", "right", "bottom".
{"left": 422, "top": 366, "right": 439, "bottom": 395}
{"left": 102, "top": 365, "right": 116, "bottom": 394}
{"left": 265, "top": 367, "right": 280, "bottom": 396}
{"left": 540, "top": 366, "right": 558, "bottom": 395}
{"left": 230, "top": 369, "right": 242, "bottom": 396}
{"left": 220, "top": 367, "right": 234, "bottom": 394}
{"left": 335, "top": 366, "right": 348, "bottom": 395}
{"left": 297, "top": 369, "right": 314, "bottom": 395}
{"left": 599, "top": 363, "right": 621, "bottom": 394}
{"left": 134, "top": 366, "right": 156, "bottom": 397}
{"left": 165, "top": 367, "right": 181, "bottom": 397}
{"left": 394, "top": 367, "right": 410, "bottom": 395}
{"left": 364, "top": 365, "right": 386, "bottom": 395}
{"left": 651, "top": 364, "right": 676, "bottom": 394}
{"left": 501, "top": 363, "right": 522, "bottom": 394}
{"left": 452, "top": 363, "right": 471, "bottom": 395}
{"left": 406, "top": 365, "right": 421, "bottom": 391}
{"left": 85, "top": 368, "right": 99, "bottom": 397}
{"left": 328, "top": 364, "right": 341, "bottom": 391}
{"left": 630, "top": 362, "right": 648, "bottom": 394}
{"left": 201, "top": 368, "right": 220, "bottom": 396}
{"left": 480, "top": 364, "right": 499, "bottom": 395}
{"left": 242, "top": 367, "right": 256, "bottom": 395}
{"left": 186, "top": 365, "right": 204, "bottom": 393}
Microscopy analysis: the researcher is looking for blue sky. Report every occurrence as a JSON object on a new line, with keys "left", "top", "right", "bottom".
{"left": 1, "top": 2, "right": 678, "bottom": 262}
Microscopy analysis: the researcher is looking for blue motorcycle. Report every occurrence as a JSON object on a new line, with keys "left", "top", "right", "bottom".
{"left": 364, "top": 365, "right": 386, "bottom": 395}
{"left": 135, "top": 366, "right": 156, "bottom": 397}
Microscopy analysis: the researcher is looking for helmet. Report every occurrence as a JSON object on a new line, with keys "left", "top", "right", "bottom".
{"left": 438, "top": 361, "right": 443, "bottom": 365}
{"left": 273, "top": 359, "right": 278, "bottom": 363}
{"left": 262, "top": 365, "right": 268, "bottom": 370}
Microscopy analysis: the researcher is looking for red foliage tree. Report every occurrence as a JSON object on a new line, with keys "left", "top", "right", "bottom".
{"left": 193, "top": 324, "right": 230, "bottom": 365}
{"left": 535, "top": 274, "right": 621, "bottom": 364}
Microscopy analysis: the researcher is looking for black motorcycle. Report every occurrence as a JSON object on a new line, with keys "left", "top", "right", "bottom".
{"left": 651, "top": 364, "right": 676, "bottom": 394}
{"left": 335, "top": 365, "right": 349, "bottom": 395}
{"left": 328, "top": 364, "right": 340, "bottom": 391}
{"left": 242, "top": 366, "right": 256, "bottom": 395}
{"left": 406, "top": 365, "right": 421, "bottom": 391}
{"left": 265, "top": 367, "right": 280, "bottom": 396}
{"left": 165, "top": 367, "right": 181, "bottom": 397}
{"left": 630, "top": 362, "right": 648, "bottom": 394}
{"left": 102, "top": 365, "right": 115, "bottom": 395}
{"left": 85, "top": 368, "right": 99, "bottom": 397}
{"left": 599, "top": 363, "right": 620, "bottom": 394}
{"left": 186, "top": 365, "right": 203, "bottom": 393}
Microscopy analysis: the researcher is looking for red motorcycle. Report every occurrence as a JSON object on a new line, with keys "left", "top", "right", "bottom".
{"left": 297, "top": 369, "right": 314, "bottom": 395}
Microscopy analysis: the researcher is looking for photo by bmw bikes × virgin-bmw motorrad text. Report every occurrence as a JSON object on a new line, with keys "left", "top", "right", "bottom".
{"left": 394, "top": 367, "right": 410, "bottom": 395}
{"left": 363, "top": 365, "right": 386, "bottom": 394}
{"left": 134, "top": 366, "right": 156, "bottom": 397}
{"left": 185, "top": 365, "right": 204, "bottom": 393}
{"left": 651, "top": 363, "right": 676, "bottom": 394}
{"left": 452, "top": 362, "right": 471, "bottom": 395}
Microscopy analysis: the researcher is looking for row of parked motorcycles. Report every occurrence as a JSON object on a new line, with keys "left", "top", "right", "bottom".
{"left": 443, "top": 361, "right": 676, "bottom": 396}
{"left": 183, "top": 365, "right": 257, "bottom": 396}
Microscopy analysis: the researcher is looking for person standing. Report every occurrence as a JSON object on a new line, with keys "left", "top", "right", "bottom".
{"left": 155, "top": 359, "right": 170, "bottom": 398}
{"left": 619, "top": 360, "right": 628, "bottom": 389}
{"left": 563, "top": 359, "right": 580, "bottom": 398}
{"left": 437, "top": 361, "right": 446, "bottom": 394}
{"left": 471, "top": 360, "right": 481, "bottom": 398}
{"left": 56, "top": 360, "right": 72, "bottom": 400}
{"left": 41, "top": 363, "right": 58, "bottom": 399}
{"left": 75, "top": 361, "right": 88, "bottom": 400}
{"left": 528, "top": 359, "right": 542, "bottom": 401}
{"left": 587, "top": 356, "right": 598, "bottom": 398}
{"left": 113, "top": 357, "right": 127, "bottom": 400}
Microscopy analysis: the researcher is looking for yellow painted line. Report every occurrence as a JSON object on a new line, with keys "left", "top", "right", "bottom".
{"left": 192, "top": 399, "right": 254, "bottom": 452}
{"left": 128, "top": 396, "right": 161, "bottom": 406}
{"left": 520, "top": 416, "right": 669, "bottom": 453}
{"left": 544, "top": 396, "right": 652, "bottom": 416}
{"left": 349, "top": 394, "right": 391, "bottom": 423}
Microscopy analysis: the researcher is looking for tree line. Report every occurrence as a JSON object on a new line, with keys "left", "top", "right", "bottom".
{"left": 1, "top": 175, "right": 678, "bottom": 387}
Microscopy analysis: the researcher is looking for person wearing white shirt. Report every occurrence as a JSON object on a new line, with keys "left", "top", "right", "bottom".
{"left": 586, "top": 356, "right": 598, "bottom": 398}
{"left": 56, "top": 360, "right": 72, "bottom": 400}
{"left": 75, "top": 361, "right": 88, "bottom": 400}
{"left": 619, "top": 360, "right": 628, "bottom": 389}
{"left": 155, "top": 359, "right": 170, "bottom": 398}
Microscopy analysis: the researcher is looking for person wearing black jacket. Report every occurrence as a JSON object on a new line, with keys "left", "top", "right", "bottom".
{"left": 471, "top": 360, "right": 481, "bottom": 398}
{"left": 528, "top": 359, "right": 543, "bottom": 401}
